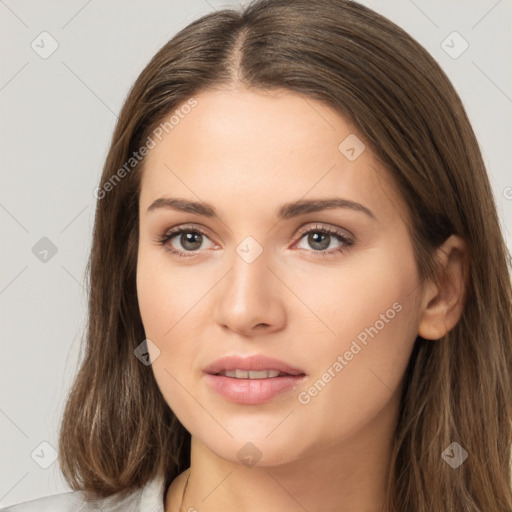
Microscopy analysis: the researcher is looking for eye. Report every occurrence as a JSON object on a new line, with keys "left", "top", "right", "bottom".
{"left": 157, "top": 225, "right": 215, "bottom": 257}
{"left": 294, "top": 223, "right": 354, "bottom": 257}
{"left": 157, "top": 223, "right": 354, "bottom": 258}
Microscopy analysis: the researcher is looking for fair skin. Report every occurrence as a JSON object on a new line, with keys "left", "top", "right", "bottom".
{"left": 136, "top": 86, "right": 467, "bottom": 512}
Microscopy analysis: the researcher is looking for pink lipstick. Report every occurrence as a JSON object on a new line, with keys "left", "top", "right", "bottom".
{"left": 203, "top": 354, "right": 306, "bottom": 405}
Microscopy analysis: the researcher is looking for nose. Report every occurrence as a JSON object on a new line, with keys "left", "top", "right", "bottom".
{"left": 214, "top": 248, "right": 286, "bottom": 337}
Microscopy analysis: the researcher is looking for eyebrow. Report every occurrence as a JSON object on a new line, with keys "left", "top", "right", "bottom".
{"left": 147, "top": 197, "right": 376, "bottom": 220}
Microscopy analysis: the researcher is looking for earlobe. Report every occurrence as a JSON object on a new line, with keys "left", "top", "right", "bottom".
{"left": 418, "top": 235, "right": 469, "bottom": 341}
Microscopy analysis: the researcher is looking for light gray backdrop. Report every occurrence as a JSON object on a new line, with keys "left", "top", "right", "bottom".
{"left": 1, "top": 0, "right": 511, "bottom": 507}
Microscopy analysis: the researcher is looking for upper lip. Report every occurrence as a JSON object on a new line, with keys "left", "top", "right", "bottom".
{"left": 203, "top": 355, "right": 306, "bottom": 376}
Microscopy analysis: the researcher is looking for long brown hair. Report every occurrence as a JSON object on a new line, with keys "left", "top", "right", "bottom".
{"left": 58, "top": 1, "right": 512, "bottom": 510}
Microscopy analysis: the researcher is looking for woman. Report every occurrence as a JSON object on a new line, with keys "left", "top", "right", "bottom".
{"left": 4, "top": 0, "right": 511, "bottom": 511}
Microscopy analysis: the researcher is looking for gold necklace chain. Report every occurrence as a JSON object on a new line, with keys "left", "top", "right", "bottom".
{"left": 179, "top": 471, "right": 191, "bottom": 512}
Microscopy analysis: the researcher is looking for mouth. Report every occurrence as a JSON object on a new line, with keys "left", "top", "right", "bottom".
{"left": 203, "top": 354, "right": 306, "bottom": 404}
{"left": 203, "top": 354, "right": 306, "bottom": 377}
{"left": 215, "top": 369, "right": 296, "bottom": 379}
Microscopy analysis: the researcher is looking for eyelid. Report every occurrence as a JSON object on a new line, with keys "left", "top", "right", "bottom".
{"left": 294, "top": 222, "right": 354, "bottom": 242}
{"left": 162, "top": 223, "right": 209, "bottom": 237}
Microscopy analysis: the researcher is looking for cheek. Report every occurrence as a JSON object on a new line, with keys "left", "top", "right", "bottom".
{"left": 136, "top": 246, "right": 214, "bottom": 382}
{"left": 136, "top": 259, "right": 169, "bottom": 340}
{"left": 292, "top": 241, "right": 419, "bottom": 355}
{"left": 291, "top": 241, "right": 420, "bottom": 443}
{"left": 136, "top": 278, "right": 237, "bottom": 448}
{"left": 136, "top": 248, "right": 189, "bottom": 396}
{"left": 136, "top": 245, "right": 204, "bottom": 341}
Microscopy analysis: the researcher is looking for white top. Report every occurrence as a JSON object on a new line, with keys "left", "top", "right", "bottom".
{"left": 1, "top": 472, "right": 166, "bottom": 512}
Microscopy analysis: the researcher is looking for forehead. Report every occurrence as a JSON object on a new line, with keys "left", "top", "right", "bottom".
{"left": 139, "top": 87, "right": 408, "bottom": 228}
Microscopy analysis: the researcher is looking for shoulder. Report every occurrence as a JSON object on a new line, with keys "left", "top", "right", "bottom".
{"left": 1, "top": 489, "right": 91, "bottom": 512}
{"left": 1, "top": 472, "right": 166, "bottom": 512}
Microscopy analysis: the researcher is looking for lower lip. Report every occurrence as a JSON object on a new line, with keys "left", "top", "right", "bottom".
{"left": 204, "top": 374, "right": 306, "bottom": 404}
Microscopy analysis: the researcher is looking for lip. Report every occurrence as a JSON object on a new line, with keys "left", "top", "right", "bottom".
{"left": 203, "top": 354, "right": 306, "bottom": 376}
{"left": 203, "top": 354, "right": 306, "bottom": 405}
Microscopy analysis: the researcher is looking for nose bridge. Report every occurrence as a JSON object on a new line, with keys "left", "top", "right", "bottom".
{"left": 226, "top": 240, "right": 271, "bottom": 310}
{"left": 214, "top": 237, "right": 285, "bottom": 334}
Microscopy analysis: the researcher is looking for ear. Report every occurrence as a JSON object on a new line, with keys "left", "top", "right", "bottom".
{"left": 418, "top": 235, "right": 469, "bottom": 340}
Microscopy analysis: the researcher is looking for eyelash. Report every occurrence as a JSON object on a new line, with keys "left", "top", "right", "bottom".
{"left": 156, "top": 223, "right": 354, "bottom": 259}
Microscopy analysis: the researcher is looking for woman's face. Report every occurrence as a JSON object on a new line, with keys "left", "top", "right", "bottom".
{"left": 136, "top": 86, "right": 424, "bottom": 466}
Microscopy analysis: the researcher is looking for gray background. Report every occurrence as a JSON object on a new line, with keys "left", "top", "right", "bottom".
{"left": 1, "top": 0, "right": 511, "bottom": 507}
